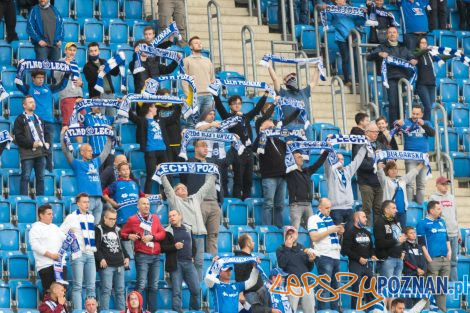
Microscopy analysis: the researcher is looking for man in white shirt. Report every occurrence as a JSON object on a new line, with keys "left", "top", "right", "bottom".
{"left": 29, "top": 204, "right": 66, "bottom": 292}
{"left": 60, "top": 192, "right": 97, "bottom": 310}
{"left": 308, "top": 198, "right": 345, "bottom": 311}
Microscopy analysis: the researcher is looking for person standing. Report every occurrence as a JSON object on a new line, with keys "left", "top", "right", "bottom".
{"left": 60, "top": 193, "right": 97, "bottom": 310}
{"left": 395, "top": 104, "right": 435, "bottom": 204}
{"left": 120, "top": 197, "right": 166, "bottom": 313}
{"left": 376, "top": 116, "right": 399, "bottom": 150}
{"left": 429, "top": 176, "right": 460, "bottom": 282}
{"left": 29, "top": 204, "right": 67, "bottom": 292}
{"left": 398, "top": 0, "right": 429, "bottom": 50}
{"left": 350, "top": 112, "right": 369, "bottom": 135}
{"left": 13, "top": 96, "right": 51, "bottom": 196}
{"left": 458, "top": 0, "right": 470, "bottom": 30}
{"left": 158, "top": 0, "right": 186, "bottom": 44}
{"left": 26, "top": 0, "right": 64, "bottom": 61}
{"left": 0, "top": 0, "right": 18, "bottom": 43}
{"left": 95, "top": 207, "right": 130, "bottom": 311}
{"left": 161, "top": 209, "right": 200, "bottom": 313}
{"left": 413, "top": 38, "right": 436, "bottom": 121}
{"left": 416, "top": 201, "right": 451, "bottom": 311}
{"left": 342, "top": 211, "right": 378, "bottom": 309}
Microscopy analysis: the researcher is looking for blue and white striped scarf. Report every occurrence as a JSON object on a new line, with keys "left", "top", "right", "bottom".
{"left": 64, "top": 126, "right": 116, "bottom": 154}
{"left": 429, "top": 46, "right": 470, "bottom": 66}
{"left": 217, "top": 115, "right": 244, "bottom": 131}
{"left": 0, "top": 82, "right": 8, "bottom": 101}
{"left": 275, "top": 97, "right": 310, "bottom": 129}
{"left": 94, "top": 51, "right": 127, "bottom": 94}
{"left": 0, "top": 130, "right": 13, "bottom": 149}
{"left": 137, "top": 212, "right": 153, "bottom": 236}
{"left": 154, "top": 74, "right": 198, "bottom": 119}
{"left": 120, "top": 93, "right": 184, "bottom": 121}
{"left": 381, "top": 56, "right": 417, "bottom": 88}
{"left": 133, "top": 44, "right": 184, "bottom": 74}
{"left": 152, "top": 162, "right": 221, "bottom": 191}
{"left": 143, "top": 78, "right": 160, "bottom": 96}
{"left": 69, "top": 60, "right": 80, "bottom": 81}
{"left": 318, "top": 212, "right": 340, "bottom": 247}
{"left": 376, "top": 150, "right": 431, "bottom": 177}
{"left": 389, "top": 120, "right": 419, "bottom": 137}
{"left": 119, "top": 195, "right": 162, "bottom": 210}
{"left": 259, "top": 54, "right": 326, "bottom": 81}
{"left": 207, "top": 79, "right": 276, "bottom": 98}
{"left": 53, "top": 230, "right": 81, "bottom": 284}
{"left": 257, "top": 128, "right": 306, "bottom": 154}
{"left": 15, "top": 59, "right": 72, "bottom": 85}
{"left": 370, "top": 4, "right": 400, "bottom": 26}
{"left": 76, "top": 209, "right": 96, "bottom": 252}
{"left": 285, "top": 141, "right": 337, "bottom": 173}
{"left": 320, "top": 5, "right": 378, "bottom": 31}
{"left": 328, "top": 134, "right": 375, "bottom": 157}
{"left": 206, "top": 256, "right": 268, "bottom": 281}
{"left": 23, "top": 112, "right": 46, "bottom": 149}
{"left": 69, "top": 99, "right": 122, "bottom": 126}
{"left": 179, "top": 129, "right": 245, "bottom": 160}
{"left": 266, "top": 281, "right": 293, "bottom": 313}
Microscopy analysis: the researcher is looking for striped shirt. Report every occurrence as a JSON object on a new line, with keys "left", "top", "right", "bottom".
{"left": 84, "top": 112, "right": 114, "bottom": 155}
{"left": 308, "top": 212, "right": 341, "bottom": 259}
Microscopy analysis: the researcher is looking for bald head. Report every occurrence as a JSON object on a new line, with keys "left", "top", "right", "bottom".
{"left": 80, "top": 143, "right": 93, "bottom": 160}
{"left": 137, "top": 197, "right": 150, "bottom": 215}
{"left": 174, "top": 183, "right": 188, "bottom": 199}
{"left": 318, "top": 198, "right": 332, "bottom": 216}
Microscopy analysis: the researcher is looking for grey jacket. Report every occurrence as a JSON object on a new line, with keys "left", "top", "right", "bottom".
{"left": 377, "top": 165, "right": 420, "bottom": 210}
{"left": 161, "top": 175, "right": 215, "bottom": 235}
{"left": 429, "top": 191, "right": 459, "bottom": 237}
{"left": 54, "top": 57, "right": 84, "bottom": 100}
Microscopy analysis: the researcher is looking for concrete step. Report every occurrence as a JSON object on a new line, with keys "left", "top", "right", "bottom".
{"left": 192, "top": 0, "right": 238, "bottom": 7}
{"left": 188, "top": 15, "right": 259, "bottom": 26}
{"left": 188, "top": 6, "right": 250, "bottom": 15}
{"left": 194, "top": 31, "right": 282, "bottom": 41}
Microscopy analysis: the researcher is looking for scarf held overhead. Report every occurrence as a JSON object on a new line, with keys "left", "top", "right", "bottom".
{"left": 275, "top": 97, "right": 310, "bottom": 129}
{"left": 320, "top": 5, "right": 378, "bottom": 31}
{"left": 69, "top": 99, "right": 123, "bottom": 127}
{"left": 205, "top": 256, "right": 268, "bottom": 281}
{"left": 376, "top": 150, "right": 431, "bottom": 177}
{"left": 285, "top": 141, "right": 337, "bottom": 173}
{"left": 64, "top": 126, "right": 116, "bottom": 154}
{"left": 259, "top": 54, "right": 326, "bottom": 81}
{"left": 94, "top": 51, "right": 127, "bottom": 94}
{"left": 15, "top": 59, "right": 71, "bottom": 85}
{"left": 257, "top": 128, "right": 307, "bottom": 154}
{"left": 207, "top": 79, "right": 276, "bottom": 98}
{"left": 152, "top": 162, "right": 221, "bottom": 191}
{"left": 154, "top": 74, "right": 198, "bottom": 119}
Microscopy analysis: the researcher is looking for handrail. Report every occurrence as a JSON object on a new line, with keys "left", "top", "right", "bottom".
{"left": 330, "top": 76, "right": 347, "bottom": 135}
{"left": 348, "top": 29, "right": 361, "bottom": 95}
{"left": 313, "top": 5, "right": 330, "bottom": 77}
{"left": 241, "top": 25, "right": 257, "bottom": 82}
{"left": 184, "top": 0, "right": 190, "bottom": 40}
{"left": 247, "top": 0, "right": 262, "bottom": 25}
{"left": 279, "top": 0, "right": 296, "bottom": 41}
{"left": 432, "top": 103, "right": 455, "bottom": 194}
{"left": 207, "top": 0, "right": 224, "bottom": 71}
{"left": 398, "top": 78, "right": 413, "bottom": 120}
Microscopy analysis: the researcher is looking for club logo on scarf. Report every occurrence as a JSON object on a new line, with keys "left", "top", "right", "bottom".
{"left": 259, "top": 54, "right": 326, "bottom": 81}
{"left": 153, "top": 162, "right": 221, "bottom": 190}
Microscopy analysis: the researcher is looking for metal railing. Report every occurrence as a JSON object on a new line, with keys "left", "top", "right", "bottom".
{"left": 398, "top": 78, "right": 413, "bottom": 120}
{"left": 207, "top": 0, "right": 225, "bottom": 71}
{"left": 241, "top": 25, "right": 257, "bottom": 81}
{"left": 432, "top": 103, "right": 455, "bottom": 194}
{"left": 313, "top": 5, "right": 329, "bottom": 76}
{"left": 330, "top": 76, "right": 348, "bottom": 134}
{"left": 279, "top": 0, "right": 296, "bottom": 41}
{"left": 184, "top": 0, "right": 190, "bottom": 40}
{"left": 248, "top": 0, "right": 263, "bottom": 25}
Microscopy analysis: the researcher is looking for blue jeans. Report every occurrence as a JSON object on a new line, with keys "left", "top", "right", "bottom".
{"left": 99, "top": 266, "right": 125, "bottom": 310}
{"left": 449, "top": 236, "right": 458, "bottom": 282}
{"left": 170, "top": 260, "right": 201, "bottom": 313}
{"left": 416, "top": 84, "right": 435, "bottom": 121}
{"left": 34, "top": 45, "right": 61, "bottom": 61}
{"left": 262, "top": 177, "right": 286, "bottom": 228}
{"left": 89, "top": 196, "right": 103, "bottom": 224}
{"left": 404, "top": 33, "right": 421, "bottom": 51}
{"left": 21, "top": 156, "right": 45, "bottom": 195}
{"left": 197, "top": 95, "right": 214, "bottom": 115}
{"left": 379, "top": 257, "right": 403, "bottom": 279}
{"left": 71, "top": 253, "right": 96, "bottom": 309}
{"left": 193, "top": 236, "right": 205, "bottom": 281}
{"left": 135, "top": 253, "right": 160, "bottom": 312}
{"left": 315, "top": 256, "right": 340, "bottom": 310}
{"left": 397, "top": 211, "right": 407, "bottom": 228}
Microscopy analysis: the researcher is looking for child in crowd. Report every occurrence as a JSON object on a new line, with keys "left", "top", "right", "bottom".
{"left": 403, "top": 226, "right": 427, "bottom": 307}
{"left": 376, "top": 116, "right": 398, "bottom": 150}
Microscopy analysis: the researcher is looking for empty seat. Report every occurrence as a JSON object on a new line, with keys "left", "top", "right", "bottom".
{"left": 0, "top": 226, "right": 20, "bottom": 251}
{"left": 2, "top": 69, "right": 19, "bottom": 92}
{"left": 123, "top": 0, "right": 143, "bottom": 20}
{"left": 16, "top": 285, "right": 38, "bottom": 309}
{"left": 15, "top": 199, "right": 37, "bottom": 224}
{"left": 99, "top": 0, "right": 120, "bottom": 20}
{"left": 451, "top": 106, "right": 470, "bottom": 128}
{"left": 7, "top": 172, "right": 22, "bottom": 196}
{"left": 63, "top": 19, "right": 80, "bottom": 43}
{"left": 17, "top": 42, "right": 36, "bottom": 60}
{"left": 0, "top": 283, "right": 11, "bottom": 308}
{"left": 245, "top": 198, "right": 264, "bottom": 226}
{"left": 16, "top": 17, "right": 28, "bottom": 41}
{"left": 217, "top": 230, "right": 233, "bottom": 253}
{"left": 84, "top": 19, "right": 104, "bottom": 43}
{"left": 128, "top": 149, "right": 145, "bottom": 171}
{"left": 434, "top": 61, "right": 447, "bottom": 80}
{"left": 6, "top": 94, "right": 25, "bottom": 119}
{"left": 0, "top": 44, "right": 12, "bottom": 66}
{"left": 1, "top": 147, "right": 19, "bottom": 169}
{"left": 5, "top": 253, "right": 30, "bottom": 280}
{"left": 439, "top": 79, "right": 459, "bottom": 103}
{"left": 59, "top": 175, "right": 78, "bottom": 197}
{"left": 406, "top": 205, "right": 424, "bottom": 228}
{"left": 55, "top": 0, "right": 70, "bottom": 18}
{"left": 451, "top": 60, "right": 469, "bottom": 83}
{"left": 74, "top": 0, "right": 95, "bottom": 20}
{"left": 0, "top": 200, "right": 12, "bottom": 223}
{"left": 226, "top": 202, "right": 248, "bottom": 226}
{"left": 258, "top": 226, "right": 283, "bottom": 253}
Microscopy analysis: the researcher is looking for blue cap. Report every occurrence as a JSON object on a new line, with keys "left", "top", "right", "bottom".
{"left": 269, "top": 267, "right": 288, "bottom": 278}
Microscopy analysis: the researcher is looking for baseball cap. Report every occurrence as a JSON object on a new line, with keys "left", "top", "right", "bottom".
{"left": 284, "top": 226, "right": 297, "bottom": 238}
{"left": 269, "top": 267, "right": 288, "bottom": 278}
{"left": 436, "top": 176, "right": 451, "bottom": 185}
{"left": 221, "top": 265, "right": 233, "bottom": 272}
{"left": 65, "top": 42, "right": 77, "bottom": 50}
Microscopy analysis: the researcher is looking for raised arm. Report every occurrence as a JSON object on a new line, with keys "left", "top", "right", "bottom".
{"left": 161, "top": 175, "right": 178, "bottom": 209}
{"left": 194, "top": 175, "right": 216, "bottom": 203}
{"left": 348, "top": 145, "right": 368, "bottom": 175}
{"left": 268, "top": 63, "right": 281, "bottom": 93}
{"left": 245, "top": 94, "right": 268, "bottom": 121}
{"left": 213, "top": 94, "right": 230, "bottom": 119}
{"left": 98, "top": 136, "right": 113, "bottom": 164}
{"left": 60, "top": 128, "right": 74, "bottom": 164}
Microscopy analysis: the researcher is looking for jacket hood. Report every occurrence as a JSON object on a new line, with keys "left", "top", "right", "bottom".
{"left": 126, "top": 291, "right": 144, "bottom": 313}
{"left": 350, "top": 126, "right": 365, "bottom": 135}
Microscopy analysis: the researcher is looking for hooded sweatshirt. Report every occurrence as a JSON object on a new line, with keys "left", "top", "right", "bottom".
{"left": 373, "top": 215, "right": 404, "bottom": 260}
{"left": 120, "top": 291, "right": 149, "bottom": 313}
{"left": 429, "top": 191, "right": 459, "bottom": 237}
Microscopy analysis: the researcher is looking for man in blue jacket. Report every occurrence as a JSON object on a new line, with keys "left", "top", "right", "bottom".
{"left": 26, "top": 0, "right": 64, "bottom": 61}
{"left": 398, "top": 0, "right": 429, "bottom": 50}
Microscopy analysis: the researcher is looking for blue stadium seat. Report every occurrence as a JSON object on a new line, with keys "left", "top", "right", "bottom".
{"left": 297, "top": 228, "right": 310, "bottom": 248}
{"left": 0, "top": 283, "right": 11, "bottom": 308}
{"left": 434, "top": 61, "right": 447, "bottom": 80}
{"left": 439, "top": 79, "right": 459, "bottom": 104}
{"left": 226, "top": 202, "right": 248, "bottom": 226}
{"left": 2, "top": 69, "right": 19, "bottom": 92}
{"left": 15, "top": 199, "right": 37, "bottom": 224}
{"left": 462, "top": 130, "right": 470, "bottom": 152}
{"left": 128, "top": 148, "right": 145, "bottom": 171}
{"left": 109, "top": 20, "right": 129, "bottom": 46}
{"left": 17, "top": 42, "right": 36, "bottom": 61}
{"left": 1, "top": 147, "right": 19, "bottom": 168}
{"left": 251, "top": 175, "right": 262, "bottom": 198}
{"left": 217, "top": 71, "right": 246, "bottom": 96}
{"left": 15, "top": 17, "right": 28, "bottom": 41}
{"left": 52, "top": 145, "right": 72, "bottom": 169}
{"left": 245, "top": 198, "right": 263, "bottom": 226}
{"left": 152, "top": 201, "right": 168, "bottom": 225}
{"left": 457, "top": 255, "right": 470, "bottom": 282}
{"left": 463, "top": 36, "right": 470, "bottom": 54}
{"left": 63, "top": 19, "right": 80, "bottom": 43}
{"left": 463, "top": 80, "right": 470, "bottom": 105}
{"left": 0, "top": 200, "right": 12, "bottom": 224}
{"left": 258, "top": 226, "right": 283, "bottom": 253}
{"left": 7, "top": 171, "right": 22, "bottom": 196}
{"left": 155, "top": 283, "right": 173, "bottom": 309}
{"left": 132, "top": 22, "right": 152, "bottom": 42}
{"left": 451, "top": 153, "right": 470, "bottom": 178}
{"left": 73, "top": 45, "right": 87, "bottom": 69}
{"left": 217, "top": 230, "right": 233, "bottom": 253}
{"left": 55, "top": 0, "right": 70, "bottom": 18}
{"left": 99, "top": 0, "right": 120, "bottom": 21}
{"left": 0, "top": 225, "right": 20, "bottom": 251}
{"left": 435, "top": 30, "right": 458, "bottom": 48}
{"left": 406, "top": 204, "right": 424, "bottom": 228}
{"left": 36, "top": 197, "right": 64, "bottom": 224}
{"left": 59, "top": 175, "right": 78, "bottom": 197}
{"left": 74, "top": 0, "right": 95, "bottom": 20}
{"left": 0, "top": 117, "right": 10, "bottom": 133}
{"left": 84, "top": 19, "right": 104, "bottom": 43}
{"left": 4, "top": 253, "right": 30, "bottom": 280}
{"left": 445, "top": 290, "right": 461, "bottom": 310}
{"left": 116, "top": 44, "right": 135, "bottom": 68}
{"left": 266, "top": 3, "right": 279, "bottom": 28}
{"left": 451, "top": 60, "right": 469, "bottom": 84}
{"left": 0, "top": 45, "right": 12, "bottom": 66}
{"left": 439, "top": 128, "right": 459, "bottom": 152}
{"left": 16, "top": 285, "right": 38, "bottom": 309}
{"left": 451, "top": 106, "right": 469, "bottom": 128}
{"left": 312, "top": 123, "right": 341, "bottom": 141}
{"left": 123, "top": 0, "right": 143, "bottom": 20}
{"left": 118, "top": 123, "right": 136, "bottom": 145}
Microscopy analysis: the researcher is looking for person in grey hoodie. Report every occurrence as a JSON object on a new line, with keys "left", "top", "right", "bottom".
{"left": 324, "top": 144, "right": 367, "bottom": 227}
{"left": 429, "top": 176, "right": 461, "bottom": 282}
{"left": 160, "top": 171, "right": 216, "bottom": 280}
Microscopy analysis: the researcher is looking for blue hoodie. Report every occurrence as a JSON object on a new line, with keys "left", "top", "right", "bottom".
{"left": 26, "top": 4, "right": 64, "bottom": 45}
{"left": 328, "top": 6, "right": 365, "bottom": 42}
{"left": 398, "top": 0, "right": 429, "bottom": 34}
{"left": 401, "top": 118, "right": 435, "bottom": 153}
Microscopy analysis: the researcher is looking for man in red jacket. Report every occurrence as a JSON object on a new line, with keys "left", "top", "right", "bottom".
{"left": 39, "top": 282, "right": 68, "bottom": 313}
{"left": 121, "top": 197, "right": 166, "bottom": 312}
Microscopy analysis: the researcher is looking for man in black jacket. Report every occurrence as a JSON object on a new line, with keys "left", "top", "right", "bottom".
{"left": 95, "top": 207, "right": 130, "bottom": 311}
{"left": 367, "top": 26, "right": 418, "bottom": 124}
{"left": 161, "top": 209, "right": 200, "bottom": 313}
{"left": 13, "top": 95, "right": 51, "bottom": 196}
{"left": 352, "top": 122, "right": 386, "bottom": 224}
{"left": 234, "top": 234, "right": 264, "bottom": 305}
{"left": 214, "top": 92, "right": 268, "bottom": 200}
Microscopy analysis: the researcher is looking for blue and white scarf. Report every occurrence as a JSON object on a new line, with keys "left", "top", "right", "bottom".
{"left": 143, "top": 78, "right": 160, "bottom": 96}
{"left": 285, "top": 141, "right": 336, "bottom": 173}
{"left": 208, "top": 79, "right": 276, "bottom": 98}
{"left": 259, "top": 54, "right": 326, "bottom": 81}
{"left": 179, "top": 129, "right": 245, "bottom": 160}
{"left": 205, "top": 256, "right": 268, "bottom": 281}
{"left": 137, "top": 211, "right": 155, "bottom": 247}
{"left": 381, "top": 56, "right": 417, "bottom": 88}
{"left": 94, "top": 51, "right": 127, "bottom": 94}
{"left": 152, "top": 162, "right": 221, "bottom": 191}
{"left": 133, "top": 44, "right": 184, "bottom": 75}
{"left": 15, "top": 59, "right": 72, "bottom": 85}
{"left": 318, "top": 212, "right": 340, "bottom": 247}
{"left": 389, "top": 120, "right": 420, "bottom": 137}
{"left": 257, "top": 128, "right": 307, "bottom": 154}
{"left": 69, "top": 99, "right": 123, "bottom": 127}
{"left": 0, "top": 82, "right": 8, "bottom": 101}
{"left": 23, "top": 112, "right": 47, "bottom": 150}
{"left": 119, "top": 195, "right": 162, "bottom": 210}
{"left": 266, "top": 281, "right": 293, "bottom": 313}
{"left": 429, "top": 46, "right": 470, "bottom": 67}
{"left": 327, "top": 134, "right": 375, "bottom": 157}
{"left": 320, "top": 5, "right": 378, "bottom": 31}
{"left": 369, "top": 4, "right": 400, "bottom": 26}
{"left": 371, "top": 287, "right": 438, "bottom": 312}
{"left": 64, "top": 126, "right": 116, "bottom": 154}
{"left": 53, "top": 230, "right": 81, "bottom": 284}
{"left": 275, "top": 97, "right": 310, "bottom": 129}
{"left": 376, "top": 150, "right": 431, "bottom": 177}
{"left": 76, "top": 209, "right": 96, "bottom": 252}
{"left": 120, "top": 93, "right": 184, "bottom": 121}
{"left": 217, "top": 115, "right": 244, "bottom": 131}
{"left": 69, "top": 60, "right": 80, "bottom": 82}
{"left": 0, "top": 130, "right": 13, "bottom": 149}
{"left": 154, "top": 74, "right": 198, "bottom": 119}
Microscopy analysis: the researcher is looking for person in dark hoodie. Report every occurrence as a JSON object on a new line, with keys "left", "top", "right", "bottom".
{"left": 156, "top": 89, "right": 182, "bottom": 162}
{"left": 39, "top": 281, "right": 68, "bottom": 313}
{"left": 120, "top": 291, "right": 150, "bottom": 313}
{"left": 403, "top": 226, "right": 427, "bottom": 307}
{"left": 234, "top": 234, "right": 264, "bottom": 305}
{"left": 350, "top": 112, "right": 369, "bottom": 136}
{"left": 161, "top": 209, "right": 200, "bottom": 313}
{"left": 413, "top": 37, "right": 436, "bottom": 121}
{"left": 95, "top": 208, "right": 130, "bottom": 311}
{"left": 367, "top": 26, "right": 418, "bottom": 125}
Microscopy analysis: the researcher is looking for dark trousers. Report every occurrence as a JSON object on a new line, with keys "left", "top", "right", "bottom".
{"left": 429, "top": 0, "right": 447, "bottom": 30}
{"left": 405, "top": 33, "right": 422, "bottom": 52}
{"left": 349, "top": 260, "right": 374, "bottom": 309}
{"left": 387, "top": 78, "right": 400, "bottom": 125}
{"left": 167, "top": 145, "right": 181, "bottom": 162}
{"left": 458, "top": 0, "right": 470, "bottom": 30}
{"left": 39, "top": 265, "right": 68, "bottom": 295}
{"left": 21, "top": 156, "right": 46, "bottom": 196}
{"left": 232, "top": 148, "right": 253, "bottom": 200}
{"left": 359, "top": 184, "right": 383, "bottom": 224}
{"left": 330, "top": 209, "right": 353, "bottom": 229}
{"left": 0, "top": 0, "right": 18, "bottom": 42}
{"left": 44, "top": 122, "right": 54, "bottom": 172}
{"left": 416, "top": 84, "right": 435, "bottom": 121}
{"left": 144, "top": 150, "right": 167, "bottom": 194}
